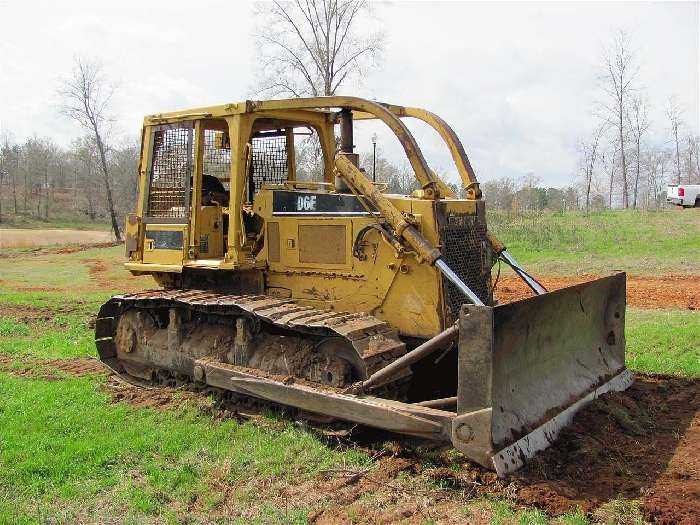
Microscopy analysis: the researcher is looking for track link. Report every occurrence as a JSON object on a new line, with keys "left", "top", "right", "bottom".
{"left": 95, "top": 289, "right": 409, "bottom": 396}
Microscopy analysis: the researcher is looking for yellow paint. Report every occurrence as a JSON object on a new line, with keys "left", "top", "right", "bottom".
{"left": 126, "top": 96, "right": 493, "bottom": 339}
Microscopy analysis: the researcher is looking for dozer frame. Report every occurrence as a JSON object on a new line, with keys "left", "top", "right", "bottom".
{"left": 97, "top": 96, "right": 631, "bottom": 475}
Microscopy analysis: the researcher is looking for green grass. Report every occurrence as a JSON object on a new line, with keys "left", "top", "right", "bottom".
{"left": 0, "top": 318, "right": 30, "bottom": 337}
{"left": 465, "top": 497, "right": 588, "bottom": 525}
{"left": 626, "top": 309, "right": 700, "bottom": 376}
{"left": 0, "top": 295, "right": 367, "bottom": 522}
{"left": 488, "top": 208, "right": 700, "bottom": 275}
{"left": 0, "top": 297, "right": 692, "bottom": 522}
{"left": 0, "top": 373, "right": 367, "bottom": 523}
{"left": 0, "top": 245, "right": 131, "bottom": 291}
{"left": 0, "top": 209, "right": 698, "bottom": 523}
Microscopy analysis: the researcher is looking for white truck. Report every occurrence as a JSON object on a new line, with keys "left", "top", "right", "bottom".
{"left": 667, "top": 184, "right": 700, "bottom": 208}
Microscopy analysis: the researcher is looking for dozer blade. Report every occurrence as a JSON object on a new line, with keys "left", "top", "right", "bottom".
{"left": 452, "top": 272, "right": 631, "bottom": 475}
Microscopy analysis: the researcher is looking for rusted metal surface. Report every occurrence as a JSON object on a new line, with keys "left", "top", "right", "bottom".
{"left": 95, "top": 289, "right": 408, "bottom": 386}
{"left": 349, "top": 323, "right": 459, "bottom": 394}
{"left": 200, "top": 360, "right": 454, "bottom": 440}
{"left": 452, "top": 273, "right": 629, "bottom": 470}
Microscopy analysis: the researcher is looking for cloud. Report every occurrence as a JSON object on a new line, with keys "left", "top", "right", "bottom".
{"left": 0, "top": 0, "right": 697, "bottom": 188}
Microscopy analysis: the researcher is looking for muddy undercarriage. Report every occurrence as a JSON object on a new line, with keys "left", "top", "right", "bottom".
{"left": 99, "top": 290, "right": 411, "bottom": 399}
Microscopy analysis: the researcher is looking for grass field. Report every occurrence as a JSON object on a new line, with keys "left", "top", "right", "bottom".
{"left": 0, "top": 209, "right": 698, "bottom": 524}
{"left": 488, "top": 208, "right": 700, "bottom": 275}
{"left": 0, "top": 211, "right": 113, "bottom": 232}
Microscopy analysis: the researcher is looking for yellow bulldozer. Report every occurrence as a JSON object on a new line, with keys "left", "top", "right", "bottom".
{"left": 96, "top": 97, "right": 631, "bottom": 475}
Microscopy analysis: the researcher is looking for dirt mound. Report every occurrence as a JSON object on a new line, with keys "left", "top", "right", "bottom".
{"left": 294, "top": 374, "right": 699, "bottom": 524}
{"left": 495, "top": 274, "right": 699, "bottom": 310}
{"left": 509, "top": 375, "right": 699, "bottom": 522}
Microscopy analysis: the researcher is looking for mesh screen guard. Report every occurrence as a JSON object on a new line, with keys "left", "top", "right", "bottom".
{"left": 249, "top": 133, "right": 288, "bottom": 200}
{"left": 203, "top": 129, "right": 231, "bottom": 186}
{"left": 146, "top": 125, "right": 193, "bottom": 219}
{"left": 440, "top": 213, "right": 494, "bottom": 321}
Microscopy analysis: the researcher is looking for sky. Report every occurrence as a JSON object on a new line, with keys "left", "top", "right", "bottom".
{"left": 0, "top": 0, "right": 698, "bottom": 188}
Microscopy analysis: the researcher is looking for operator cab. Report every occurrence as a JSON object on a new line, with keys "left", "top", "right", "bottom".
{"left": 139, "top": 115, "right": 329, "bottom": 267}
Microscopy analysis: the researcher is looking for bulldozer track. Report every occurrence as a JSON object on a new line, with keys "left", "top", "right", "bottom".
{"left": 95, "top": 289, "right": 409, "bottom": 396}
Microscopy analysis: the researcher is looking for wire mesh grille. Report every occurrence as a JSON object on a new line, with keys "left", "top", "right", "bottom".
{"left": 440, "top": 213, "right": 494, "bottom": 321}
{"left": 203, "top": 129, "right": 231, "bottom": 187}
{"left": 250, "top": 133, "right": 288, "bottom": 198}
{"left": 147, "top": 126, "right": 192, "bottom": 219}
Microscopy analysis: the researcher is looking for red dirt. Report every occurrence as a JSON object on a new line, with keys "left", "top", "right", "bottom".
{"left": 102, "top": 376, "right": 212, "bottom": 411}
{"left": 0, "top": 303, "right": 56, "bottom": 322}
{"left": 0, "top": 355, "right": 104, "bottom": 380}
{"left": 15, "top": 286, "right": 64, "bottom": 292}
{"left": 1, "top": 354, "right": 697, "bottom": 523}
{"left": 81, "top": 258, "right": 109, "bottom": 276}
{"left": 299, "top": 374, "right": 699, "bottom": 524}
{"left": 48, "top": 358, "right": 104, "bottom": 376}
{"left": 510, "top": 374, "right": 699, "bottom": 523}
{"left": 495, "top": 274, "right": 699, "bottom": 310}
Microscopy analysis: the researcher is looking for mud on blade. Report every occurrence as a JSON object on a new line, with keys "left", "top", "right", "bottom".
{"left": 451, "top": 273, "right": 631, "bottom": 474}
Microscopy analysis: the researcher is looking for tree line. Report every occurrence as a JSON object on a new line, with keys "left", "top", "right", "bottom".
{"left": 2, "top": 4, "right": 696, "bottom": 227}
{"left": 0, "top": 133, "right": 138, "bottom": 232}
{"left": 576, "top": 31, "right": 699, "bottom": 211}
{"left": 0, "top": 59, "right": 136, "bottom": 240}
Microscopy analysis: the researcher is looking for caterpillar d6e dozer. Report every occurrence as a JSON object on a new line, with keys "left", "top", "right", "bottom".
{"left": 96, "top": 97, "right": 631, "bottom": 475}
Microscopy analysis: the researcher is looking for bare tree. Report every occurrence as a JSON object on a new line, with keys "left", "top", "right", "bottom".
{"left": 696, "top": 136, "right": 700, "bottom": 184}
{"left": 599, "top": 30, "right": 637, "bottom": 208}
{"left": 20, "top": 137, "right": 55, "bottom": 220}
{"left": 481, "top": 176, "right": 516, "bottom": 210}
{"left": 2, "top": 140, "right": 20, "bottom": 214}
{"left": 626, "top": 93, "right": 649, "bottom": 208}
{"left": 685, "top": 134, "right": 699, "bottom": 184}
{"left": 602, "top": 140, "right": 620, "bottom": 208}
{"left": 59, "top": 58, "right": 121, "bottom": 240}
{"left": 255, "top": 0, "right": 384, "bottom": 97}
{"left": 666, "top": 96, "right": 684, "bottom": 184}
{"left": 70, "top": 136, "right": 100, "bottom": 220}
{"left": 0, "top": 153, "right": 4, "bottom": 222}
{"left": 645, "top": 148, "right": 669, "bottom": 209}
{"left": 578, "top": 125, "right": 606, "bottom": 211}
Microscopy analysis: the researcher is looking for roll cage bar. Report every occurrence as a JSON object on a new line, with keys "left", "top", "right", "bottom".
{"left": 146, "top": 96, "right": 481, "bottom": 200}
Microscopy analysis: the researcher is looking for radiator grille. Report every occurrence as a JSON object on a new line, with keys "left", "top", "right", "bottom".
{"left": 249, "top": 133, "right": 288, "bottom": 199}
{"left": 440, "top": 213, "right": 493, "bottom": 321}
{"left": 147, "top": 125, "right": 193, "bottom": 219}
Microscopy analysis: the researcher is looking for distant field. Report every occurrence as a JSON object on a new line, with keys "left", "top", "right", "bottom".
{"left": 488, "top": 208, "right": 700, "bottom": 275}
{"left": 0, "top": 213, "right": 112, "bottom": 232}
{"left": 0, "top": 229, "right": 114, "bottom": 248}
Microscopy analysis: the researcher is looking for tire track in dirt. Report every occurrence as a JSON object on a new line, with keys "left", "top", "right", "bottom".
{"left": 495, "top": 274, "right": 699, "bottom": 310}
